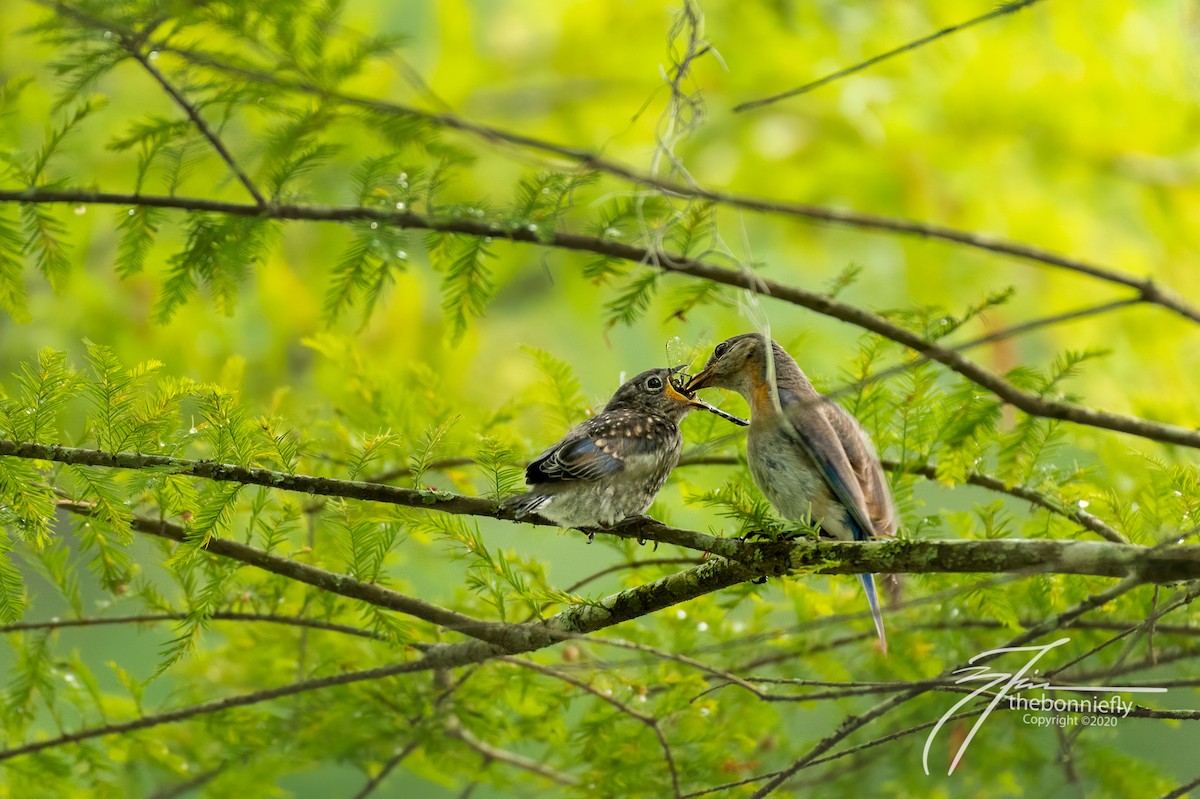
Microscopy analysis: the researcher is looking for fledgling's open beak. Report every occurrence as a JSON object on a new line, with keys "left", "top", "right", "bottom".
{"left": 667, "top": 367, "right": 748, "bottom": 426}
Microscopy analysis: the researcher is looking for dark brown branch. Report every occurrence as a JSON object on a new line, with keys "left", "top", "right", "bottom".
{"left": 882, "top": 458, "right": 1128, "bottom": 544}
{"left": 57, "top": 499, "right": 538, "bottom": 650}
{"left": 151, "top": 29, "right": 1200, "bottom": 325}
{"left": 1, "top": 189, "right": 1197, "bottom": 449}
{"left": 733, "top": 1, "right": 1045, "bottom": 112}
{"left": 350, "top": 743, "right": 420, "bottom": 799}
{"left": 1160, "top": 774, "right": 1200, "bottom": 799}
{"left": 0, "top": 612, "right": 383, "bottom": 640}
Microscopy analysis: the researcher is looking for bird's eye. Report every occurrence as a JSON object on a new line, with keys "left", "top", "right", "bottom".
{"left": 645, "top": 375, "right": 664, "bottom": 391}
{"left": 713, "top": 341, "right": 730, "bottom": 359}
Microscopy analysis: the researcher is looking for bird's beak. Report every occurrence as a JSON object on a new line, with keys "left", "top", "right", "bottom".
{"left": 683, "top": 365, "right": 715, "bottom": 393}
{"left": 666, "top": 371, "right": 748, "bottom": 426}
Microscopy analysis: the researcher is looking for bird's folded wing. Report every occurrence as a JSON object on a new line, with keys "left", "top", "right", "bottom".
{"left": 824, "top": 403, "right": 897, "bottom": 536}
{"left": 527, "top": 435, "right": 627, "bottom": 483}
{"left": 782, "top": 398, "right": 877, "bottom": 541}
{"left": 525, "top": 411, "right": 671, "bottom": 484}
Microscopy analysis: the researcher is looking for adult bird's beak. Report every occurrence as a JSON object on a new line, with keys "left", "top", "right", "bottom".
{"left": 683, "top": 365, "right": 715, "bottom": 393}
{"left": 667, "top": 368, "right": 748, "bottom": 426}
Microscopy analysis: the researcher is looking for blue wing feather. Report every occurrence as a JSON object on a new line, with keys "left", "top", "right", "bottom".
{"left": 527, "top": 437, "right": 624, "bottom": 484}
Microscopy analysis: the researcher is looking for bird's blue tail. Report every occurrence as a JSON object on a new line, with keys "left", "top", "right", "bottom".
{"left": 857, "top": 572, "right": 888, "bottom": 655}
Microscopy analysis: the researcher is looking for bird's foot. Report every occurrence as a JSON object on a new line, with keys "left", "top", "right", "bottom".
{"left": 740, "top": 528, "right": 804, "bottom": 543}
{"left": 610, "top": 515, "right": 660, "bottom": 549}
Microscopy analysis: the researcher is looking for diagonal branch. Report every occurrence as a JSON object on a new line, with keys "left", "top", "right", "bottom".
{"left": 1, "top": 189, "right": 1197, "bottom": 449}
{"left": 35, "top": 1, "right": 1200, "bottom": 326}
{"left": 0, "top": 555, "right": 755, "bottom": 764}
{"left": 115, "top": 41, "right": 266, "bottom": 205}
{"left": 58, "top": 499, "right": 539, "bottom": 649}
{"left": 746, "top": 574, "right": 1148, "bottom": 797}
{"left": 733, "top": 1, "right": 1046, "bottom": 112}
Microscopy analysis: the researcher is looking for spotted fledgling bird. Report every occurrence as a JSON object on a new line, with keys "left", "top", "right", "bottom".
{"left": 506, "top": 366, "right": 747, "bottom": 529}
{"left": 686, "top": 334, "right": 896, "bottom": 653}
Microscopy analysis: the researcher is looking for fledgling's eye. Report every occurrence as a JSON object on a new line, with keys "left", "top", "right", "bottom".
{"left": 645, "top": 375, "right": 664, "bottom": 392}
{"left": 712, "top": 341, "right": 730, "bottom": 359}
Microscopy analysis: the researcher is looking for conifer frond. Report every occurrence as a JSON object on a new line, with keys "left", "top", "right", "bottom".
{"left": 83, "top": 340, "right": 164, "bottom": 453}
{"left": 521, "top": 346, "right": 588, "bottom": 430}
{"left": 428, "top": 232, "right": 496, "bottom": 342}
{"left": 19, "top": 203, "right": 71, "bottom": 291}
{"left": 0, "top": 528, "right": 27, "bottom": 623}
{"left": 152, "top": 565, "right": 234, "bottom": 678}
{"left": 668, "top": 200, "right": 713, "bottom": 257}
{"left": 604, "top": 268, "right": 660, "bottom": 329}
{"left": 346, "top": 431, "right": 401, "bottom": 480}
{"left": 113, "top": 205, "right": 162, "bottom": 278}
{"left": 156, "top": 214, "right": 278, "bottom": 321}
{"left": 5, "top": 349, "right": 75, "bottom": 444}
{"left": 473, "top": 436, "right": 524, "bottom": 499}
{"left": 0, "top": 211, "right": 27, "bottom": 322}
{"left": 0, "top": 458, "right": 57, "bottom": 546}
{"left": 691, "top": 481, "right": 791, "bottom": 538}
{"left": 171, "top": 484, "right": 244, "bottom": 565}
{"left": 408, "top": 416, "right": 460, "bottom": 489}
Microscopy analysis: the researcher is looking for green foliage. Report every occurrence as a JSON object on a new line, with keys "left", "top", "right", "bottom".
{"left": 0, "top": 1, "right": 1197, "bottom": 796}
{"left": 156, "top": 215, "right": 279, "bottom": 321}
{"left": 428, "top": 232, "right": 497, "bottom": 343}
{"left": 691, "top": 480, "right": 791, "bottom": 538}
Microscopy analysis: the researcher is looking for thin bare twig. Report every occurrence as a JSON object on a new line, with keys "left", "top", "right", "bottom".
{"left": 734, "top": 1, "right": 1046, "bottom": 112}
{"left": 504, "top": 657, "right": 681, "bottom": 797}
{"left": 349, "top": 742, "right": 421, "bottom": 799}
{"left": 747, "top": 575, "right": 1148, "bottom": 797}
{"left": 0, "top": 611, "right": 384, "bottom": 640}
{"left": 119, "top": 42, "right": 266, "bottom": 205}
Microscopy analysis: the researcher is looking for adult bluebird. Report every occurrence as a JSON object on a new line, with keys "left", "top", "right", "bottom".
{"left": 686, "top": 334, "right": 895, "bottom": 652}
{"left": 507, "top": 366, "right": 746, "bottom": 528}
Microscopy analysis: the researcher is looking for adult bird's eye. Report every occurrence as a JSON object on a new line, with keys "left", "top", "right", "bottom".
{"left": 645, "top": 375, "right": 664, "bottom": 391}
{"left": 713, "top": 341, "right": 729, "bottom": 359}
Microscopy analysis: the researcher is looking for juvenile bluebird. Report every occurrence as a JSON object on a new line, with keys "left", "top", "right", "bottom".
{"left": 686, "top": 334, "right": 896, "bottom": 652}
{"left": 506, "top": 366, "right": 747, "bottom": 529}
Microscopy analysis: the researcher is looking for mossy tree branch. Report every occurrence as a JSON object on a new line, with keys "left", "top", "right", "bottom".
{"left": 11, "top": 441, "right": 1195, "bottom": 582}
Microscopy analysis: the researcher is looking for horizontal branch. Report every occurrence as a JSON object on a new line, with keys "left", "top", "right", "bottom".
{"left": 8, "top": 441, "right": 1193, "bottom": 582}
{"left": 6, "top": 440, "right": 738, "bottom": 557}
{"left": 1, "top": 190, "right": 1197, "bottom": 449}
{"left": 0, "top": 611, "right": 383, "bottom": 639}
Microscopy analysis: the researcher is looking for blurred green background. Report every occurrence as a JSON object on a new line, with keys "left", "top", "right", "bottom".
{"left": 2, "top": 0, "right": 1200, "bottom": 796}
